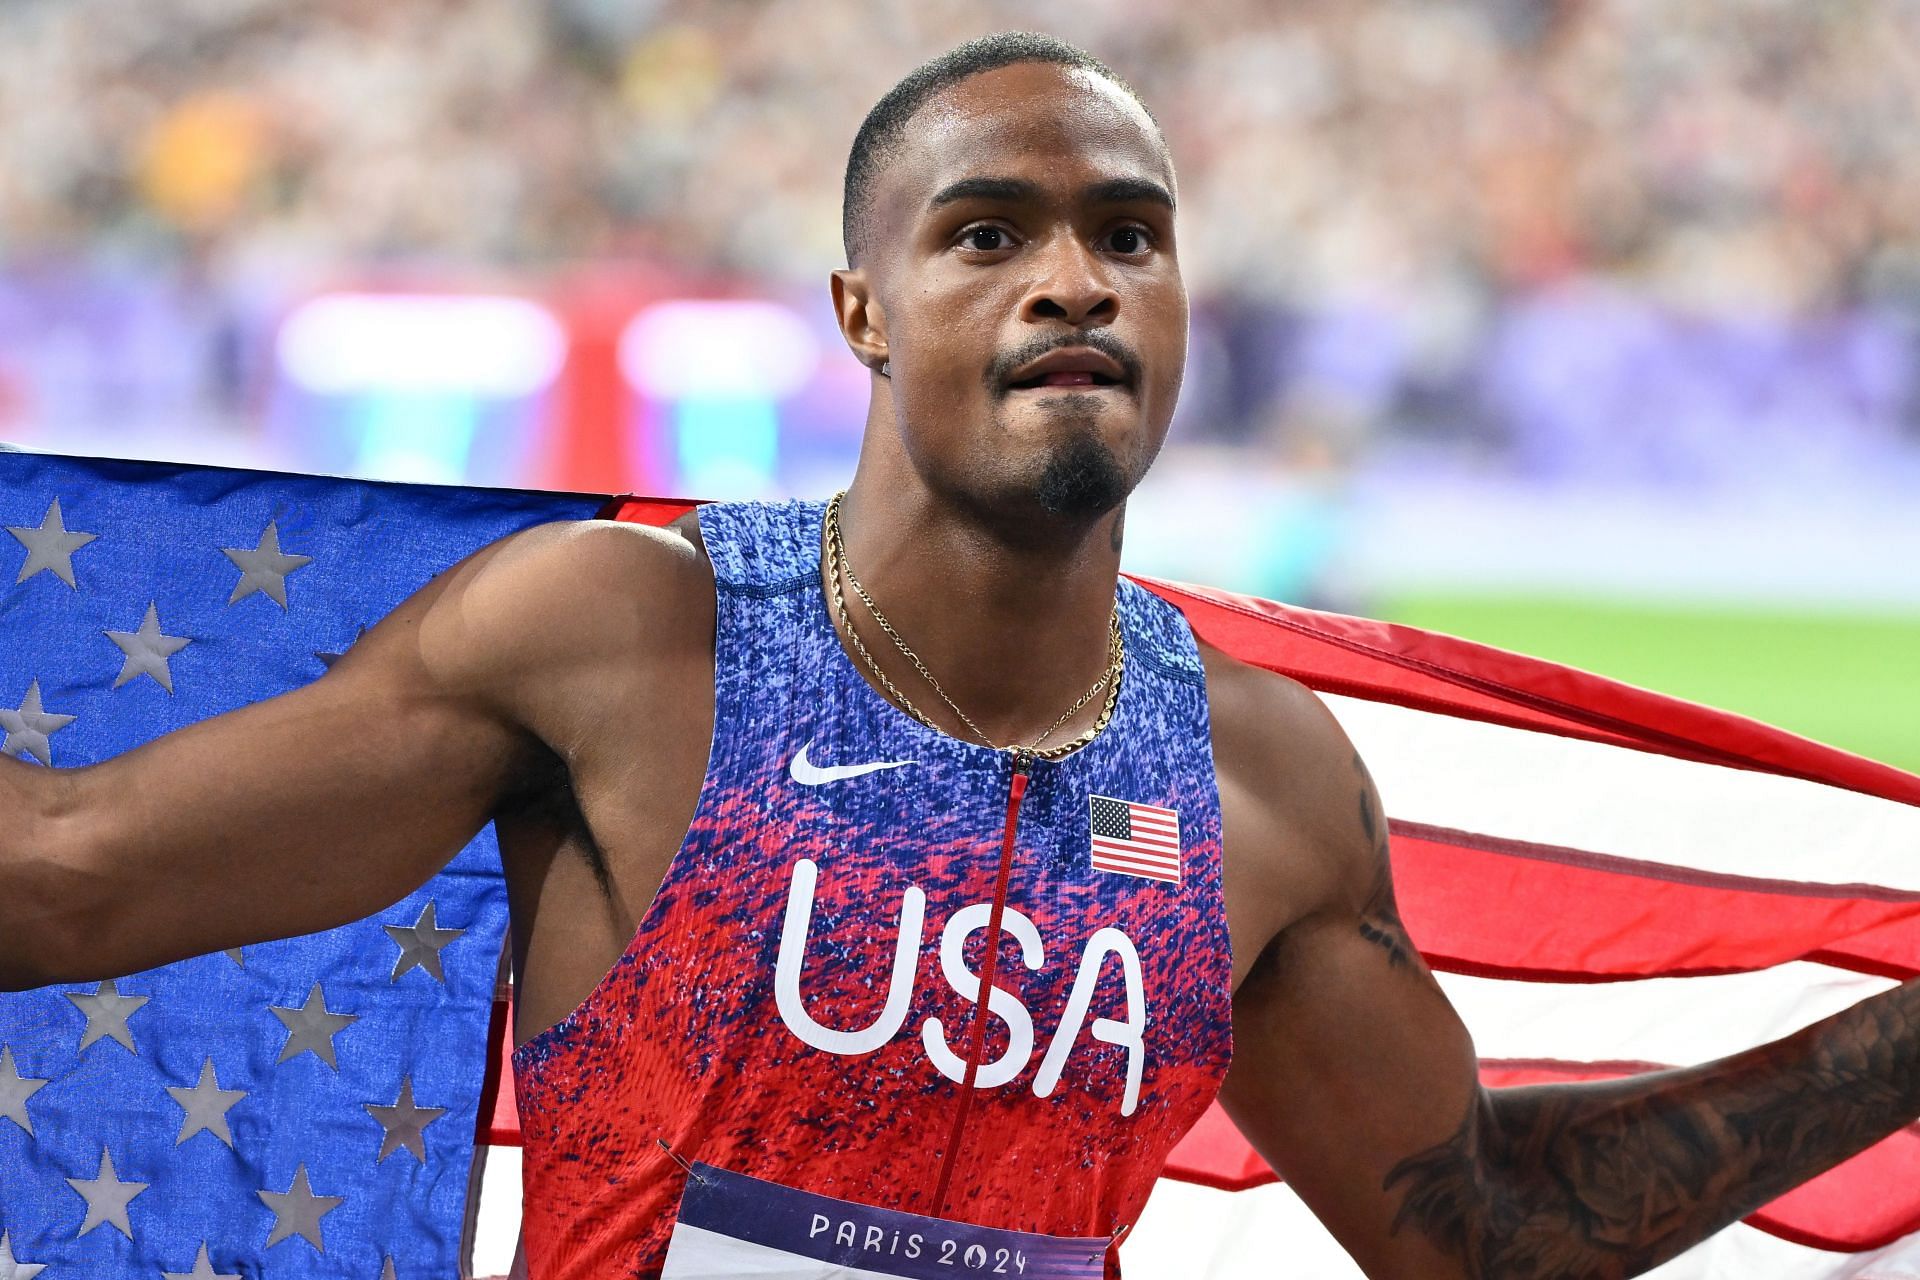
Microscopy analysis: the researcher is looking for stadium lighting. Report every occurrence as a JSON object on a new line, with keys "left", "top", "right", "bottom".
{"left": 617, "top": 299, "right": 818, "bottom": 400}
{"left": 277, "top": 293, "right": 566, "bottom": 398}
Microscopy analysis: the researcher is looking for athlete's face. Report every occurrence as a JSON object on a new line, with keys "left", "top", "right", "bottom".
{"left": 835, "top": 63, "right": 1186, "bottom": 526}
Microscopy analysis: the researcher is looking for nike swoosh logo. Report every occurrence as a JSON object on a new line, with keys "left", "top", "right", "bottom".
{"left": 789, "top": 740, "right": 915, "bottom": 786}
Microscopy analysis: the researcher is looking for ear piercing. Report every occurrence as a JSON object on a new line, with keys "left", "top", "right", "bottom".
{"left": 878, "top": 359, "right": 891, "bottom": 378}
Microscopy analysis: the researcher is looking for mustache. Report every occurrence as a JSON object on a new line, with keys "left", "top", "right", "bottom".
{"left": 984, "top": 331, "right": 1143, "bottom": 393}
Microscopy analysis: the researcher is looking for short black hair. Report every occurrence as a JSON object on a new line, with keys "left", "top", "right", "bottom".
{"left": 841, "top": 32, "right": 1156, "bottom": 265}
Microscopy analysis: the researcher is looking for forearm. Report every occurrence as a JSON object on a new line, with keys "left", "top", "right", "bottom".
{"left": 5, "top": 690, "right": 519, "bottom": 990}
{"left": 0, "top": 756, "right": 91, "bottom": 990}
{"left": 1387, "top": 979, "right": 1920, "bottom": 1278}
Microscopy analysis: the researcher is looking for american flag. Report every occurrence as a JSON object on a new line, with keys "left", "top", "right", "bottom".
{"left": 1128, "top": 577, "right": 1920, "bottom": 1276}
{"left": 0, "top": 451, "right": 598, "bottom": 1277}
{"left": 1088, "top": 795, "right": 1182, "bottom": 883}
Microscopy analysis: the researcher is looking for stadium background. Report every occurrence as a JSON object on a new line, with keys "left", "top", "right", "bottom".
{"left": 2, "top": 1, "right": 1917, "bottom": 1274}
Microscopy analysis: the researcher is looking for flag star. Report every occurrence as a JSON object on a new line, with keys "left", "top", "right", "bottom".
{"left": 7, "top": 498, "right": 97, "bottom": 588}
{"left": 162, "top": 1243, "right": 241, "bottom": 1280}
{"left": 222, "top": 521, "right": 312, "bottom": 607}
{"left": 104, "top": 602, "right": 192, "bottom": 693}
{"left": 67, "top": 981, "right": 150, "bottom": 1053}
{"left": 66, "top": 1147, "right": 149, "bottom": 1239}
{"left": 384, "top": 901, "right": 463, "bottom": 983}
{"left": 0, "top": 680, "right": 76, "bottom": 766}
{"left": 366, "top": 1075, "right": 446, "bottom": 1162}
{"left": 0, "top": 1045, "right": 49, "bottom": 1136}
{"left": 257, "top": 1164, "right": 342, "bottom": 1250}
{"left": 0, "top": 1231, "right": 46, "bottom": 1279}
{"left": 166, "top": 1058, "right": 247, "bottom": 1147}
{"left": 270, "top": 983, "right": 358, "bottom": 1070}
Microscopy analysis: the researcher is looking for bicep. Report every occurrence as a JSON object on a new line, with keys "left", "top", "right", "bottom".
{"left": 38, "top": 531, "right": 560, "bottom": 980}
{"left": 1211, "top": 674, "right": 1486, "bottom": 1277}
{"left": 1220, "top": 901, "right": 1484, "bottom": 1277}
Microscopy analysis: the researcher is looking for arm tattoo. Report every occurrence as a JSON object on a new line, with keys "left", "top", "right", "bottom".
{"left": 1352, "top": 752, "right": 1415, "bottom": 970}
{"left": 1385, "top": 980, "right": 1920, "bottom": 1277}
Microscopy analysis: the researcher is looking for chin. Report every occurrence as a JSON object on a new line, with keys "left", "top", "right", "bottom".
{"left": 1032, "top": 420, "right": 1137, "bottom": 521}
{"left": 966, "top": 390, "right": 1158, "bottom": 525}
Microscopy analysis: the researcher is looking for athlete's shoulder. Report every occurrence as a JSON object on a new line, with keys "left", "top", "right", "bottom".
{"left": 480, "top": 511, "right": 709, "bottom": 580}
{"left": 496, "top": 508, "right": 705, "bottom": 596}
{"left": 1199, "top": 640, "right": 1374, "bottom": 924}
{"left": 1198, "top": 639, "right": 1349, "bottom": 781}
{"left": 401, "top": 515, "right": 715, "bottom": 694}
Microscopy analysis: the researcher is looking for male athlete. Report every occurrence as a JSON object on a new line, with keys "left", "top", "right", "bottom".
{"left": 4, "top": 32, "right": 1919, "bottom": 1280}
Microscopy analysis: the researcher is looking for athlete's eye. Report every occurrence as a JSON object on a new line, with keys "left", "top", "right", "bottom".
{"left": 1105, "top": 226, "right": 1154, "bottom": 256}
{"left": 959, "top": 225, "right": 1011, "bottom": 252}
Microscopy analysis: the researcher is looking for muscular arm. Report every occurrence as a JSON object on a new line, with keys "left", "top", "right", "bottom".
{"left": 1209, "top": 657, "right": 1920, "bottom": 1279}
{"left": 0, "top": 518, "right": 698, "bottom": 991}
{"left": 1385, "top": 983, "right": 1920, "bottom": 1277}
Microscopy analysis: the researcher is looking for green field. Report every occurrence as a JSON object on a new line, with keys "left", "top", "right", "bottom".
{"left": 1377, "top": 596, "right": 1920, "bottom": 775}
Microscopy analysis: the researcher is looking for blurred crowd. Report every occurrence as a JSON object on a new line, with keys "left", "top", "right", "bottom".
{"left": 8, "top": 0, "right": 1920, "bottom": 300}
{"left": 3, "top": 0, "right": 1919, "bottom": 481}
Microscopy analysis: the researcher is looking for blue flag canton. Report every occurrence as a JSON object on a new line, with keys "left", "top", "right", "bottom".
{"left": 0, "top": 453, "right": 601, "bottom": 1278}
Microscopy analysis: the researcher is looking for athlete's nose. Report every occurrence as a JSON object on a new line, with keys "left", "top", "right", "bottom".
{"left": 1020, "top": 236, "right": 1119, "bottom": 328}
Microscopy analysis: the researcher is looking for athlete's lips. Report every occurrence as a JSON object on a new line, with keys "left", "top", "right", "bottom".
{"left": 1004, "top": 347, "right": 1131, "bottom": 392}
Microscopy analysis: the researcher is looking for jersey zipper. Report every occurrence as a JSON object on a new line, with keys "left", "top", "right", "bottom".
{"left": 929, "top": 748, "right": 1032, "bottom": 1218}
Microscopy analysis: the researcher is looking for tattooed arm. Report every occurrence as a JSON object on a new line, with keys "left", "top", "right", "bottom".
{"left": 1203, "top": 650, "right": 1920, "bottom": 1279}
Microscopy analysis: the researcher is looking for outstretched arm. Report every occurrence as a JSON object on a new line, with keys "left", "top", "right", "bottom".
{"left": 1214, "top": 670, "right": 1920, "bottom": 1279}
{"left": 1384, "top": 980, "right": 1920, "bottom": 1276}
{"left": 0, "top": 519, "right": 669, "bottom": 990}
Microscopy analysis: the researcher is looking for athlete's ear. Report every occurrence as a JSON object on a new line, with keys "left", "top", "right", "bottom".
{"left": 831, "top": 267, "right": 889, "bottom": 377}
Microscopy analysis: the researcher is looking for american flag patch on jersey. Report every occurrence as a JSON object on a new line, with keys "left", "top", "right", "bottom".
{"left": 1089, "top": 795, "right": 1181, "bottom": 883}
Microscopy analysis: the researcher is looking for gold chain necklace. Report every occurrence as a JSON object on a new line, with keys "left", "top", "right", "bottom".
{"left": 823, "top": 491, "right": 1124, "bottom": 762}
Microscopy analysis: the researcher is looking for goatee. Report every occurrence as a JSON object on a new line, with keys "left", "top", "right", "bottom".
{"left": 1035, "top": 428, "right": 1130, "bottom": 520}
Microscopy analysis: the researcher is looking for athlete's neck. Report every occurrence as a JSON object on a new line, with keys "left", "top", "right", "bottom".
{"left": 829, "top": 477, "right": 1125, "bottom": 751}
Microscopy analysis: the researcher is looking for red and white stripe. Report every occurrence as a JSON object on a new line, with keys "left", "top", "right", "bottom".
{"left": 1140, "top": 578, "right": 1920, "bottom": 1272}
{"left": 1092, "top": 796, "right": 1182, "bottom": 882}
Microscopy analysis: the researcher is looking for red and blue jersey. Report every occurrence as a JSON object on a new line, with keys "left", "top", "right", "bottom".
{"left": 513, "top": 499, "right": 1233, "bottom": 1278}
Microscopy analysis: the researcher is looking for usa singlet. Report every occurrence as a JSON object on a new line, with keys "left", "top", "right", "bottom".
{"left": 514, "top": 500, "right": 1234, "bottom": 1279}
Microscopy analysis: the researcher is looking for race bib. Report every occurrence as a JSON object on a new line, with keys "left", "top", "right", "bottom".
{"left": 660, "top": 1162, "right": 1112, "bottom": 1279}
